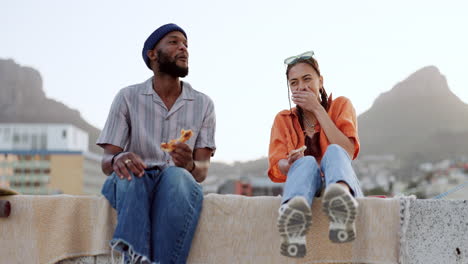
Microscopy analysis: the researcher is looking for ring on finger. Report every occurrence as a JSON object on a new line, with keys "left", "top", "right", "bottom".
{"left": 124, "top": 159, "right": 132, "bottom": 164}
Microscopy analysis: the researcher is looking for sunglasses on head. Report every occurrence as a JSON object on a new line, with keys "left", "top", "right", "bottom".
{"left": 284, "top": 51, "right": 314, "bottom": 65}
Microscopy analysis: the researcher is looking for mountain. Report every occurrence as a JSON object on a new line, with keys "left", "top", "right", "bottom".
{"left": 358, "top": 66, "right": 468, "bottom": 162}
{"left": 0, "top": 59, "right": 102, "bottom": 154}
{"left": 2, "top": 58, "right": 467, "bottom": 175}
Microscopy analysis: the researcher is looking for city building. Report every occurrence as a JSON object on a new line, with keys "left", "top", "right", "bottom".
{"left": 0, "top": 123, "right": 104, "bottom": 195}
{"left": 217, "top": 177, "right": 283, "bottom": 196}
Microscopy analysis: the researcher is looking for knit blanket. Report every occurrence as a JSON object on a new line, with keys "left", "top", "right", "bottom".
{"left": 188, "top": 194, "right": 400, "bottom": 264}
{"left": 0, "top": 195, "right": 116, "bottom": 264}
{"left": 0, "top": 194, "right": 401, "bottom": 264}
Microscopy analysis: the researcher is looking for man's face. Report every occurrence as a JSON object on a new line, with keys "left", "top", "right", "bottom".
{"left": 153, "top": 31, "right": 189, "bottom": 77}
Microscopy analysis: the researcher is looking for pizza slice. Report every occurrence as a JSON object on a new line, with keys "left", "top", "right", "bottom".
{"left": 288, "top": 145, "right": 307, "bottom": 157}
{"left": 160, "top": 129, "right": 193, "bottom": 152}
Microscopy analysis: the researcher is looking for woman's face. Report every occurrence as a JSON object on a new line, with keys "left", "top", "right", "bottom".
{"left": 287, "top": 62, "right": 323, "bottom": 100}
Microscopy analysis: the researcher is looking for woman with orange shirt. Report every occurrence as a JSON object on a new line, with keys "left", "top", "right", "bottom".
{"left": 268, "top": 51, "right": 363, "bottom": 258}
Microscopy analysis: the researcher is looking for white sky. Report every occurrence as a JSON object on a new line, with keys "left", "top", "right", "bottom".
{"left": 1, "top": 0, "right": 467, "bottom": 163}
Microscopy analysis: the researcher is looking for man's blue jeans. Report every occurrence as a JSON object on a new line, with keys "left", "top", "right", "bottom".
{"left": 101, "top": 166, "right": 203, "bottom": 264}
{"left": 282, "top": 144, "right": 364, "bottom": 206}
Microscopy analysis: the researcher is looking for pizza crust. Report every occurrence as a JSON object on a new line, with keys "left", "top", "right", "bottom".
{"left": 288, "top": 145, "right": 307, "bottom": 157}
{"left": 160, "top": 129, "right": 193, "bottom": 152}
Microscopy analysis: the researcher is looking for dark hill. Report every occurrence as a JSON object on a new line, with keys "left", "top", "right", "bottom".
{"left": 0, "top": 59, "right": 102, "bottom": 154}
{"left": 358, "top": 66, "right": 468, "bottom": 161}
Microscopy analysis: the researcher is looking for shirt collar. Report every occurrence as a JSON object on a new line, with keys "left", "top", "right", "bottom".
{"left": 280, "top": 107, "right": 298, "bottom": 117}
{"left": 141, "top": 77, "right": 195, "bottom": 100}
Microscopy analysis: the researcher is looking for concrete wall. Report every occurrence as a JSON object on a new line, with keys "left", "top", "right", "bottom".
{"left": 402, "top": 199, "right": 468, "bottom": 264}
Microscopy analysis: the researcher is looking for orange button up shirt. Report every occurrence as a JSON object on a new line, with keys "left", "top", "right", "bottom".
{"left": 268, "top": 96, "right": 360, "bottom": 183}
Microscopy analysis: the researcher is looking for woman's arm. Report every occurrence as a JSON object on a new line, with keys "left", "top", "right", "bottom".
{"left": 292, "top": 91, "right": 356, "bottom": 158}
{"left": 313, "top": 106, "right": 355, "bottom": 158}
{"left": 278, "top": 151, "right": 304, "bottom": 175}
{"left": 268, "top": 112, "right": 295, "bottom": 182}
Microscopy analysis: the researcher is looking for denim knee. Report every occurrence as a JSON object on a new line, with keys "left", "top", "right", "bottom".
{"left": 324, "top": 144, "right": 350, "bottom": 160}
{"left": 300, "top": 155, "right": 317, "bottom": 163}
{"left": 160, "top": 167, "right": 202, "bottom": 198}
{"left": 118, "top": 171, "right": 153, "bottom": 189}
{"left": 291, "top": 156, "right": 317, "bottom": 170}
{"left": 102, "top": 171, "right": 149, "bottom": 197}
{"left": 101, "top": 173, "right": 118, "bottom": 209}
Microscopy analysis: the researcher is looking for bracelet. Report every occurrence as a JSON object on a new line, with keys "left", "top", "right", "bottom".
{"left": 194, "top": 160, "right": 210, "bottom": 169}
{"left": 188, "top": 161, "right": 196, "bottom": 173}
{"left": 111, "top": 151, "right": 124, "bottom": 166}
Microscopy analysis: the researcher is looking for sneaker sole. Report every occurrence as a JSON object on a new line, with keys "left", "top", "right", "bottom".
{"left": 277, "top": 197, "right": 312, "bottom": 258}
{"left": 322, "top": 184, "right": 358, "bottom": 243}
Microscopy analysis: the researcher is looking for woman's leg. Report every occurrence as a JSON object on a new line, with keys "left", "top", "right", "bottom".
{"left": 320, "top": 144, "right": 361, "bottom": 243}
{"left": 282, "top": 156, "right": 323, "bottom": 205}
{"left": 321, "top": 144, "right": 363, "bottom": 197}
{"left": 278, "top": 156, "right": 322, "bottom": 258}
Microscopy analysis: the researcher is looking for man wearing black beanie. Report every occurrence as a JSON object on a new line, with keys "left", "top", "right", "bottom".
{"left": 97, "top": 23, "right": 216, "bottom": 263}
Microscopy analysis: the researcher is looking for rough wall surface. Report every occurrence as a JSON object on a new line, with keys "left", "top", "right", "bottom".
{"left": 403, "top": 199, "right": 468, "bottom": 264}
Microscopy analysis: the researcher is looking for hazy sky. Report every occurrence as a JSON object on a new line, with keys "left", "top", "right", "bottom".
{"left": 1, "top": 0, "right": 467, "bottom": 163}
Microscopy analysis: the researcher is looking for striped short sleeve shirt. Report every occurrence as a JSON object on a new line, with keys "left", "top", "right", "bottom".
{"left": 97, "top": 77, "right": 216, "bottom": 169}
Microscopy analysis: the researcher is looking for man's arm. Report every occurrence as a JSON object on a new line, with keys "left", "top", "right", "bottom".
{"left": 101, "top": 144, "right": 123, "bottom": 176}
{"left": 101, "top": 144, "right": 147, "bottom": 180}
{"left": 170, "top": 143, "right": 213, "bottom": 183}
{"left": 191, "top": 148, "right": 213, "bottom": 183}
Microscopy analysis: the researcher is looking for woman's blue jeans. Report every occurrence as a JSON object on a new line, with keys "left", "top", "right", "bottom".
{"left": 101, "top": 166, "right": 203, "bottom": 264}
{"left": 282, "top": 144, "right": 364, "bottom": 206}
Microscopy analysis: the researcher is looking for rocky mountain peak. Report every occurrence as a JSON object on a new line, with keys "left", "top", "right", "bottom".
{"left": 358, "top": 65, "right": 468, "bottom": 161}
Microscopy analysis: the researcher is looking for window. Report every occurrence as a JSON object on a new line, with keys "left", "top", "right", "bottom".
{"left": 32, "top": 135, "right": 38, "bottom": 150}
{"left": 3, "top": 128, "right": 10, "bottom": 141}
{"left": 21, "top": 134, "right": 28, "bottom": 143}
{"left": 13, "top": 134, "right": 20, "bottom": 143}
{"left": 40, "top": 134, "right": 47, "bottom": 149}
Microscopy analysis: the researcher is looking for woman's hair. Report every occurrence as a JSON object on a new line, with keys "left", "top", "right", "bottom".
{"left": 286, "top": 57, "right": 329, "bottom": 111}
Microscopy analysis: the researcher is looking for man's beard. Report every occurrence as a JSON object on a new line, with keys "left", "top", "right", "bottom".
{"left": 157, "top": 50, "right": 189, "bottom": 78}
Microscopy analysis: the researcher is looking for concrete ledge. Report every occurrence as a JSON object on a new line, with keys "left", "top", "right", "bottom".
{"left": 402, "top": 199, "right": 468, "bottom": 264}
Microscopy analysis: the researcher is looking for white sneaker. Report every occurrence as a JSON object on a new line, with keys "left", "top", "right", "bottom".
{"left": 322, "top": 183, "right": 359, "bottom": 243}
{"left": 277, "top": 196, "right": 312, "bottom": 258}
